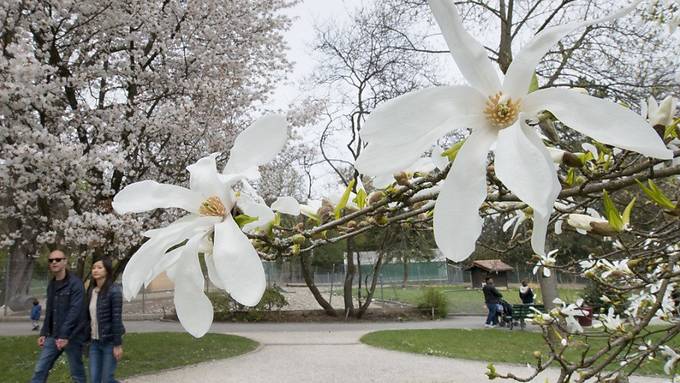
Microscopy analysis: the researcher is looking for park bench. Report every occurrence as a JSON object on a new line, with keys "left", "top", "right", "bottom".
{"left": 510, "top": 304, "right": 545, "bottom": 330}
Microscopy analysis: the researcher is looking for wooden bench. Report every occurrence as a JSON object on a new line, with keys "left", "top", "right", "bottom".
{"left": 510, "top": 304, "right": 545, "bottom": 330}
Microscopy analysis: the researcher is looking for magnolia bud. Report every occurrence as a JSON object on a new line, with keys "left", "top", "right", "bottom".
{"left": 291, "top": 234, "right": 306, "bottom": 245}
{"left": 368, "top": 191, "right": 384, "bottom": 205}
{"left": 533, "top": 351, "right": 542, "bottom": 358}
{"left": 539, "top": 118, "right": 560, "bottom": 143}
{"left": 394, "top": 171, "right": 409, "bottom": 186}
{"left": 590, "top": 221, "right": 618, "bottom": 236}
{"left": 562, "top": 152, "right": 584, "bottom": 168}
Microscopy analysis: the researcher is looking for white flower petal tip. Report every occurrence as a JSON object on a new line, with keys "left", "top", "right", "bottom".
{"left": 223, "top": 114, "right": 288, "bottom": 175}
{"left": 174, "top": 279, "right": 213, "bottom": 338}
{"left": 112, "top": 180, "right": 201, "bottom": 214}
{"left": 524, "top": 89, "right": 673, "bottom": 160}
{"left": 427, "top": 0, "right": 501, "bottom": 95}
{"left": 271, "top": 196, "right": 301, "bottom": 216}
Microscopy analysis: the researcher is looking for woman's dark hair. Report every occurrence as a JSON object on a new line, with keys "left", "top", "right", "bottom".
{"left": 91, "top": 256, "right": 115, "bottom": 295}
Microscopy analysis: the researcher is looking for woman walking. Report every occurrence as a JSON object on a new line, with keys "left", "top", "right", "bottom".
{"left": 87, "top": 257, "right": 125, "bottom": 383}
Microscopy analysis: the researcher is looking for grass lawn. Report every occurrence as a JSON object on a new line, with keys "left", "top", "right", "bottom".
{"left": 361, "top": 328, "right": 679, "bottom": 377}
{"left": 0, "top": 332, "right": 258, "bottom": 383}
{"left": 365, "top": 284, "right": 584, "bottom": 314}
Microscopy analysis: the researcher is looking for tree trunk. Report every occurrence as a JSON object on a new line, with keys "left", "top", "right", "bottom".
{"left": 538, "top": 267, "right": 559, "bottom": 310}
{"left": 4, "top": 243, "right": 37, "bottom": 308}
{"left": 498, "top": 0, "right": 514, "bottom": 73}
{"left": 343, "top": 238, "right": 355, "bottom": 318}
{"left": 356, "top": 251, "right": 362, "bottom": 308}
{"left": 356, "top": 250, "right": 386, "bottom": 319}
{"left": 401, "top": 255, "right": 409, "bottom": 288}
{"left": 300, "top": 250, "right": 337, "bottom": 316}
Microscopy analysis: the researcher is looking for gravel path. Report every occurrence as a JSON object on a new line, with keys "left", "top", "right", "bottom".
{"left": 121, "top": 323, "right": 668, "bottom": 383}
{"left": 4, "top": 318, "right": 657, "bottom": 383}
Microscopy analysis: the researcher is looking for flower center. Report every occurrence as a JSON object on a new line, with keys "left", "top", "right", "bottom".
{"left": 199, "top": 196, "right": 227, "bottom": 217}
{"left": 484, "top": 92, "right": 521, "bottom": 129}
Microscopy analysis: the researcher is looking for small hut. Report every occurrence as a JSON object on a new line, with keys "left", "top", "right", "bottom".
{"left": 466, "top": 260, "right": 513, "bottom": 289}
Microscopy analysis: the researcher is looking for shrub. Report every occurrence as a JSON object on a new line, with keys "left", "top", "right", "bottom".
{"left": 207, "top": 287, "right": 288, "bottom": 321}
{"left": 417, "top": 287, "right": 448, "bottom": 319}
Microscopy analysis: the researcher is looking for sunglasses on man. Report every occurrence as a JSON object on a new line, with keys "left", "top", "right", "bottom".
{"left": 48, "top": 258, "right": 65, "bottom": 264}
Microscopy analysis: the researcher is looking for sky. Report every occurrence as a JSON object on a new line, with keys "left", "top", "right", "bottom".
{"left": 262, "top": 0, "right": 365, "bottom": 196}
{"left": 266, "top": 0, "right": 363, "bottom": 111}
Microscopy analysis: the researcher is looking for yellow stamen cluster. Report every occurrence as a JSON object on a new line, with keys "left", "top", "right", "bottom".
{"left": 199, "top": 196, "right": 227, "bottom": 217}
{"left": 484, "top": 92, "right": 521, "bottom": 129}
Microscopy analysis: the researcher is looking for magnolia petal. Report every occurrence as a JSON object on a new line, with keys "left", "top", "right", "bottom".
{"left": 371, "top": 174, "right": 396, "bottom": 189}
{"left": 172, "top": 234, "right": 213, "bottom": 338}
{"left": 112, "top": 180, "right": 202, "bottom": 215}
{"left": 555, "top": 219, "right": 563, "bottom": 235}
{"left": 532, "top": 212, "right": 551, "bottom": 257}
{"left": 204, "top": 253, "right": 225, "bottom": 290}
{"left": 223, "top": 114, "right": 287, "bottom": 175}
{"left": 145, "top": 246, "right": 183, "bottom": 288}
{"left": 187, "top": 153, "right": 230, "bottom": 205}
{"left": 271, "top": 196, "right": 301, "bottom": 216}
{"left": 433, "top": 127, "right": 497, "bottom": 262}
{"left": 122, "top": 216, "right": 217, "bottom": 300}
{"left": 300, "top": 200, "right": 322, "bottom": 219}
{"left": 358, "top": 127, "right": 482, "bottom": 177}
{"left": 357, "top": 86, "right": 485, "bottom": 176}
{"left": 213, "top": 218, "right": 266, "bottom": 306}
{"left": 428, "top": 0, "right": 501, "bottom": 95}
{"left": 503, "top": 1, "right": 642, "bottom": 99}
{"left": 495, "top": 122, "right": 561, "bottom": 217}
{"left": 237, "top": 198, "right": 276, "bottom": 232}
{"left": 524, "top": 89, "right": 673, "bottom": 159}
{"left": 361, "top": 85, "right": 485, "bottom": 146}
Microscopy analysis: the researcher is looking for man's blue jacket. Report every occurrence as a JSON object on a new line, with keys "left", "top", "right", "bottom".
{"left": 40, "top": 271, "right": 87, "bottom": 341}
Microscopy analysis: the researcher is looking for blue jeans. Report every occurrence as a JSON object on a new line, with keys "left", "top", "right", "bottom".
{"left": 89, "top": 339, "right": 119, "bottom": 383}
{"left": 485, "top": 303, "right": 498, "bottom": 325}
{"left": 31, "top": 337, "right": 86, "bottom": 383}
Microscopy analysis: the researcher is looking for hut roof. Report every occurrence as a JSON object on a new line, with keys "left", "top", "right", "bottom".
{"left": 465, "top": 259, "right": 513, "bottom": 272}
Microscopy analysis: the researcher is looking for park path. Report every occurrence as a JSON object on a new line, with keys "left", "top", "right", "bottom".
{"left": 1, "top": 319, "right": 669, "bottom": 383}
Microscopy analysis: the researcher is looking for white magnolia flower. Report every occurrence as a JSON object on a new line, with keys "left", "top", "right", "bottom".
{"left": 641, "top": 96, "right": 677, "bottom": 127}
{"left": 533, "top": 249, "right": 558, "bottom": 277}
{"left": 112, "top": 115, "right": 288, "bottom": 337}
{"left": 565, "top": 213, "right": 610, "bottom": 235}
{"left": 502, "top": 209, "right": 529, "bottom": 239}
{"left": 594, "top": 307, "right": 626, "bottom": 332}
{"left": 600, "top": 259, "right": 633, "bottom": 279}
{"left": 354, "top": 0, "right": 671, "bottom": 261}
{"left": 660, "top": 346, "right": 680, "bottom": 375}
{"left": 553, "top": 298, "right": 585, "bottom": 334}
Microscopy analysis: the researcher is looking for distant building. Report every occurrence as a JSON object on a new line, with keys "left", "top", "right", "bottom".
{"left": 465, "top": 260, "right": 514, "bottom": 289}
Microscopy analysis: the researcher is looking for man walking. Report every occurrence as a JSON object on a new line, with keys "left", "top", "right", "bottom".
{"left": 483, "top": 276, "right": 503, "bottom": 328}
{"left": 31, "top": 250, "right": 87, "bottom": 383}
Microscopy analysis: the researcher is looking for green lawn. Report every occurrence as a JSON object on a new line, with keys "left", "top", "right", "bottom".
{"left": 365, "top": 285, "right": 583, "bottom": 314}
{"left": 1, "top": 332, "right": 258, "bottom": 383}
{"left": 361, "top": 328, "right": 679, "bottom": 376}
